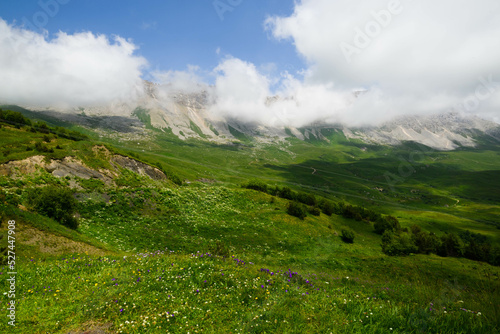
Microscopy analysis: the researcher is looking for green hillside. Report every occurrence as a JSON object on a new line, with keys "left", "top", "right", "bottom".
{"left": 0, "top": 109, "right": 499, "bottom": 333}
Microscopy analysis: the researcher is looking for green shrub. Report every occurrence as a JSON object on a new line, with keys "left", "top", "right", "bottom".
{"left": 465, "top": 241, "right": 491, "bottom": 262}
{"left": 279, "top": 187, "right": 296, "bottom": 200}
{"left": 308, "top": 206, "right": 321, "bottom": 216}
{"left": 410, "top": 225, "right": 440, "bottom": 254}
{"left": 26, "top": 186, "right": 78, "bottom": 229}
{"left": 34, "top": 141, "right": 53, "bottom": 153}
{"left": 296, "top": 192, "right": 317, "bottom": 206}
{"left": 341, "top": 228, "right": 355, "bottom": 243}
{"left": 341, "top": 204, "right": 363, "bottom": 221}
{"left": 287, "top": 201, "right": 307, "bottom": 220}
{"left": 374, "top": 215, "right": 401, "bottom": 235}
{"left": 489, "top": 247, "right": 500, "bottom": 266}
{"left": 437, "top": 233, "right": 465, "bottom": 257}
{"left": 244, "top": 180, "right": 268, "bottom": 193}
{"left": 0, "top": 109, "right": 32, "bottom": 126}
{"left": 382, "top": 231, "right": 418, "bottom": 256}
{"left": 318, "top": 199, "right": 335, "bottom": 216}
{"left": 34, "top": 121, "right": 50, "bottom": 134}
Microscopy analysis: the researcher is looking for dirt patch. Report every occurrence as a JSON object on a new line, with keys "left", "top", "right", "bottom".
{"left": 67, "top": 322, "right": 114, "bottom": 334}
{"left": 16, "top": 223, "right": 107, "bottom": 256}
{"left": 0, "top": 155, "right": 45, "bottom": 176}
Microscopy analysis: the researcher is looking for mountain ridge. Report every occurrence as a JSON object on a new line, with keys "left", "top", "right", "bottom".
{"left": 4, "top": 81, "right": 500, "bottom": 150}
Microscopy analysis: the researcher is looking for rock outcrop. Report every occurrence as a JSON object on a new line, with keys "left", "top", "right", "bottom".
{"left": 0, "top": 148, "right": 166, "bottom": 184}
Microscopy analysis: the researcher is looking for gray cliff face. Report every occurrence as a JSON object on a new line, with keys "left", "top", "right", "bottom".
{"left": 342, "top": 113, "right": 500, "bottom": 150}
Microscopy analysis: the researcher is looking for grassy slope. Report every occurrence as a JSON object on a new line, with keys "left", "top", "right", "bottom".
{"left": 1, "top": 115, "right": 499, "bottom": 333}
{"left": 90, "top": 124, "right": 500, "bottom": 232}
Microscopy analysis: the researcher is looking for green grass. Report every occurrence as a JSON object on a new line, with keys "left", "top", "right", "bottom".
{"left": 1, "top": 110, "right": 499, "bottom": 333}
{"left": 5, "top": 250, "right": 497, "bottom": 334}
{"left": 2, "top": 181, "right": 499, "bottom": 333}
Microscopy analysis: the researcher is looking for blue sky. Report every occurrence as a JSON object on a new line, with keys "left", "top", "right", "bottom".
{"left": 0, "top": 0, "right": 301, "bottom": 81}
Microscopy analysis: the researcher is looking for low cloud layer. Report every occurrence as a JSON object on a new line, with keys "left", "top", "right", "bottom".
{"left": 166, "top": 0, "right": 500, "bottom": 126}
{"left": 266, "top": 0, "right": 500, "bottom": 125}
{"left": 0, "top": 19, "right": 147, "bottom": 108}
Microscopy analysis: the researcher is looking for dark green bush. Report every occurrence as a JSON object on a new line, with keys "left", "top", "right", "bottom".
{"left": 0, "top": 109, "right": 32, "bottom": 126}
{"left": 244, "top": 180, "right": 268, "bottom": 193}
{"left": 437, "top": 233, "right": 465, "bottom": 258}
{"left": 287, "top": 201, "right": 307, "bottom": 220}
{"left": 374, "top": 215, "right": 401, "bottom": 235}
{"left": 381, "top": 226, "right": 498, "bottom": 266}
{"left": 279, "top": 187, "right": 296, "bottom": 200}
{"left": 318, "top": 199, "right": 335, "bottom": 216}
{"left": 341, "top": 228, "right": 355, "bottom": 243}
{"left": 27, "top": 186, "right": 78, "bottom": 229}
{"left": 34, "top": 121, "right": 50, "bottom": 134}
{"left": 34, "top": 141, "right": 53, "bottom": 153}
{"left": 296, "top": 192, "right": 317, "bottom": 206}
{"left": 382, "top": 231, "right": 418, "bottom": 256}
{"left": 410, "top": 225, "right": 439, "bottom": 254}
{"left": 308, "top": 206, "right": 321, "bottom": 216}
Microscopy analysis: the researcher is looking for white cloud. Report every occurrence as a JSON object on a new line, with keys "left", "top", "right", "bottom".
{"left": 265, "top": 0, "right": 500, "bottom": 124}
{"left": 0, "top": 19, "right": 147, "bottom": 108}
{"left": 207, "top": 59, "right": 353, "bottom": 127}
{"left": 210, "top": 57, "right": 273, "bottom": 123}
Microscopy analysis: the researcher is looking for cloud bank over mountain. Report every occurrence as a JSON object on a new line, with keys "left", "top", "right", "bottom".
{"left": 1, "top": 0, "right": 499, "bottom": 126}
{"left": 265, "top": 0, "right": 500, "bottom": 125}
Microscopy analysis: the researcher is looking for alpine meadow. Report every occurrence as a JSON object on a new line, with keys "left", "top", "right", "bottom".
{"left": 1, "top": 1, "right": 500, "bottom": 333}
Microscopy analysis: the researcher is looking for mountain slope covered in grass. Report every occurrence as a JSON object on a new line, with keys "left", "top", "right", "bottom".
{"left": 0, "top": 109, "right": 499, "bottom": 333}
